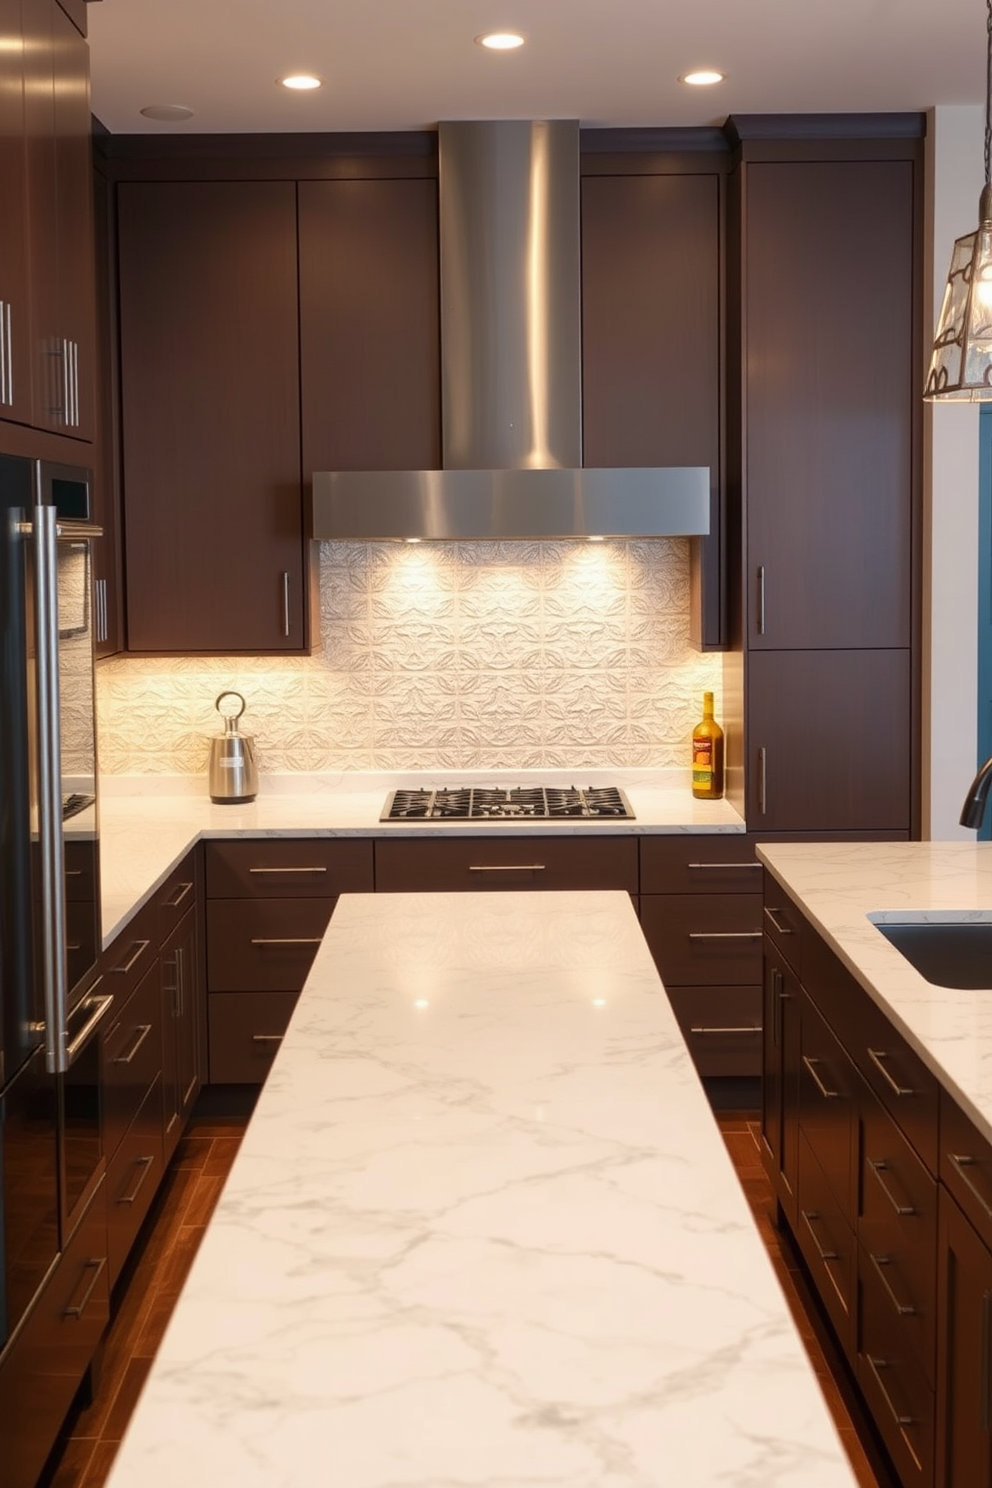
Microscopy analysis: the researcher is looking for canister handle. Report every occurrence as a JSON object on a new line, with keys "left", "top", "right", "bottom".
{"left": 215, "top": 690, "right": 246, "bottom": 726}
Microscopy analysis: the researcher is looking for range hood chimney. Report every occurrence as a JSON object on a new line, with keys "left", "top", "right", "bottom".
{"left": 311, "top": 120, "right": 710, "bottom": 541}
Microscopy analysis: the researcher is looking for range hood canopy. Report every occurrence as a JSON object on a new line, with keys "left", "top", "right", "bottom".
{"left": 311, "top": 119, "right": 710, "bottom": 542}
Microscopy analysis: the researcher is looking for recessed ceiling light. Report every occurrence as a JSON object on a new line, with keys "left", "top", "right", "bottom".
{"left": 476, "top": 31, "right": 526, "bottom": 51}
{"left": 280, "top": 74, "right": 322, "bottom": 91}
{"left": 140, "top": 104, "right": 195, "bottom": 122}
{"left": 680, "top": 69, "right": 726, "bottom": 87}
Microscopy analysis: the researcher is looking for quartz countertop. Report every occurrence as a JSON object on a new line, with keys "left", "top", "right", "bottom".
{"left": 98, "top": 769, "right": 744, "bottom": 945}
{"left": 756, "top": 840, "right": 992, "bottom": 1146}
{"left": 102, "top": 888, "right": 857, "bottom": 1488}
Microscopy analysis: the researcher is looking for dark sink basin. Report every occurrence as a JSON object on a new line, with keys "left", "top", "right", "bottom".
{"left": 873, "top": 920, "right": 992, "bottom": 989}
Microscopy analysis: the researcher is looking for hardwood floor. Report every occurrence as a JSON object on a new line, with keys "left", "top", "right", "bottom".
{"left": 39, "top": 1105, "right": 899, "bottom": 1488}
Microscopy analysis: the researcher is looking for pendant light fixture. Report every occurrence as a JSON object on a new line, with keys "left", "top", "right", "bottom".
{"left": 925, "top": 0, "right": 992, "bottom": 399}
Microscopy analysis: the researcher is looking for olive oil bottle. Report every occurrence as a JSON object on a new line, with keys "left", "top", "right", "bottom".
{"left": 691, "top": 691, "right": 724, "bottom": 799}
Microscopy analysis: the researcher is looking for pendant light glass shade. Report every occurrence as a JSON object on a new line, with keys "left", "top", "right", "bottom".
{"left": 925, "top": 0, "right": 992, "bottom": 400}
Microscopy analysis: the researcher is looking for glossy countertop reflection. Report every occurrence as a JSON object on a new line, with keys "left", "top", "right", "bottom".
{"left": 102, "top": 889, "right": 856, "bottom": 1488}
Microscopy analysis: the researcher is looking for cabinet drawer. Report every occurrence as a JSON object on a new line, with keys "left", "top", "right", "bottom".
{"left": 858, "top": 1256, "right": 935, "bottom": 1488}
{"left": 848, "top": 995, "right": 939, "bottom": 1177}
{"left": 798, "top": 991, "right": 856, "bottom": 1219}
{"left": 859, "top": 1084, "right": 938, "bottom": 1385}
{"left": 99, "top": 900, "right": 157, "bottom": 1009}
{"left": 762, "top": 887, "right": 805, "bottom": 973}
{"left": 156, "top": 850, "right": 200, "bottom": 943}
{"left": 106, "top": 1076, "right": 165, "bottom": 1289}
{"left": 940, "top": 1090, "right": 992, "bottom": 1250}
{"left": 206, "top": 899, "right": 333, "bottom": 991}
{"left": 640, "top": 894, "right": 763, "bottom": 985}
{"left": 206, "top": 839, "right": 374, "bottom": 898}
{"left": 639, "top": 834, "right": 760, "bottom": 894}
{"left": 797, "top": 1129, "right": 856, "bottom": 1358}
{"left": 375, "top": 836, "right": 638, "bottom": 893}
{"left": 664, "top": 985, "right": 761, "bottom": 1077}
{"left": 103, "top": 960, "right": 163, "bottom": 1159}
{"left": 208, "top": 990, "right": 299, "bottom": 1084}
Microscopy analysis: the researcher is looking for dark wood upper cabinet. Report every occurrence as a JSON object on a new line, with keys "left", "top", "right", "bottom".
{"left": 22, "top": 0, "right": 96, "bottom": 441}
{"left": 299, "top": 177, "right": 440, "bottom": 477}
{"left": 743, "top": 158, "right": 916, "bottom": 652}
{"left": 117, "top": 180, "right": 307, "bottom": 653}
{"left": 581, "top": 169, "right": 724, "bottom": 648}
{"left": 0, "top": 0, "right": 32, "bottom": 428}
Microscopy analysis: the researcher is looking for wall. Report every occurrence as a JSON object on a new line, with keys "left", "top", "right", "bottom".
{"left": 96, "top": 537, "right": 722, "bottom": 776}
{"left": 925, "top": 104, "right": 984, "bottom": 839}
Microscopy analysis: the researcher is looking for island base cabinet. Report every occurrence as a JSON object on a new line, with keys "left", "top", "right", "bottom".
{"left": 161, "top": 905, "right": 203, "bottom": 1163}
{"left": 796, "top": 1129, "right": 856, "bottom": 1359}
{"left": 858, "top": 1254, "right": 935, "bottom": 1488}
{"left": 936, "top": 1187, "right": 992, "bottom": 1488}
{"left": 761, "top": 950, "right": 801, "bottom": 1227}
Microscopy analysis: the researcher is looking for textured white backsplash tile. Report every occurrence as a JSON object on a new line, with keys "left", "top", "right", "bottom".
{"left": 96, "top": 539, "right": 722, "bottom": 774}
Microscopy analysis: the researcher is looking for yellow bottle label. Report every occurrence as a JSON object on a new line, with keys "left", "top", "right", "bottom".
{"left": 692, "top": 739, "right": 713, "bottom": 785}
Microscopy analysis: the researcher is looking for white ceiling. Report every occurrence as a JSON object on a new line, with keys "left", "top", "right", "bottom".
{"left": 87, "top": 0, "right": 987, "bottom": 137}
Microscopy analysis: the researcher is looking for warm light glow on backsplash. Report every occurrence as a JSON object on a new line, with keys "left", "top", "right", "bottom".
{"left": 96, "top": 540, "right": 722, "bottom": 774}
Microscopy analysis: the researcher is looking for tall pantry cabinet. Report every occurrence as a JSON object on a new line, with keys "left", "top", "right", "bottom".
{"left": 724, "top": 117, "right": 923, "bottom": 838}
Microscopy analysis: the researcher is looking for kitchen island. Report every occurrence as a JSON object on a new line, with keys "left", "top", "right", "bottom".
{"left": 756, "top": 839, "right": 992, "bottom": 1144}
{"left": 101, "top": 888, "right": 856, "bottom": 1488}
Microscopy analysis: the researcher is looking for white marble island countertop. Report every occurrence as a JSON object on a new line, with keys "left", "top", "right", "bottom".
{"left": 103, "top": 890, "right": 856, "bottom": 1488}
{"left": 756, "top": 839, "right": 992, "bottom": 1147}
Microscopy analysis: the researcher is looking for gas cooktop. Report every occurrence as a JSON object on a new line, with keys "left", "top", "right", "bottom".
{"left": 381, "top": 785, "right": 635, "bottom": 822}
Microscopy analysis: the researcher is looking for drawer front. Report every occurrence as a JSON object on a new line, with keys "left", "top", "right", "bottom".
{"left": 940, "top": 1089, "right": 992, "bottom": 1250}
{"left": 106, "top": 1076, "right": 165, "bottom": 1289}
{"left": 798, "top": 991, "right": 857, "bottom": 1220}
{"left": 640, "top": 894, "right": 763, "bottom": 986}
{"left": 762, "top": 887, "right": 805, "bottom": 973}
{"left": 207, "top": 899, "right": 333, "bottom": 992}
{"left": 664, "top": 984, "right": 762, "bottom": 1077}
{"left": 206, "top": 839, "right": 374, "bottom": 898}
{"left": 157, "top": 849, "right": 200, "bottom": 943}
{"left": 99, "top": 900, "right": 158, "bottom": 1010}
{"left": 859, "top": 1083, "right": 938, "bottom": 1385}
{"left": 103, "top": 960, "right": 163, "bottom": 1158}
{"left": 208, "top": 990, "right": 300, "bottom": 1084}
{"left": 639, "top": 834, "right": 761, "bottom": 894}
{"left": 375, "top": 836, "right": 639, "bottom": 893}
{"left": 796, "top": 1128, "right": 856, "bottom": 1358}
{"left": 850, "top": 995, "right": 939, "bottom": 1176}
{"left": 858, "top": 1254, "right": 936, "bottom": 1488}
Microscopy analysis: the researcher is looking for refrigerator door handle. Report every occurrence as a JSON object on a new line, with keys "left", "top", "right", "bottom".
{"left": 32, "top": 503, "right": 70, "bottom": 1073}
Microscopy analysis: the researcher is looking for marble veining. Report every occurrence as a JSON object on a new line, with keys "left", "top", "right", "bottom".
{"left": 102, "top": 891, "right": 856, "bottom": 1488}
{"left": 758, "top": 841, "right": 992, "bottom": 1144}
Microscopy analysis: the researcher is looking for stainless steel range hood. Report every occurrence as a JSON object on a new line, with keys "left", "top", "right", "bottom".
{"left": 311, "top": 120, "right": 710, "bottom": 542}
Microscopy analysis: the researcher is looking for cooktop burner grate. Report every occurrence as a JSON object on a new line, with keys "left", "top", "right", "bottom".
{"left": 381, "top": 785, "right": 635, "bottom": 822}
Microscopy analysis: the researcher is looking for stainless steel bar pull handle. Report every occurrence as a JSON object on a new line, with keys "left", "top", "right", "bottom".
{"left": 689, "top": 1025, "right": 761, "bottom": 1036}
{"left": 282, "top": 571, "right": 291, "bottom": 637}
{"left": 948, "top": 1153, "right": 992, "bottom": 1221}
{"left": 250, "top": 937, "right": 323, "bottom": 947}
{"left": 865, "top": 1356, "right": 914, "bottom": 1428}
{"left": 251, "top": 1033, "right": 284, "bottom": 1045}
{"left": 757, "top": 746, "right": 767, "bottom": 815}
{"left": 687, "top": 861, "right": 761, "bottom": 873}
{"left": 802, "top": 1055, "right": 840, "bottom": 1100}
{"left": 469, "top": 864, "right": 547, "bottom": 873}
{"left": 63, "top": 1257, "right": 107, "bottom": 1320}
{"left": 33, "top": 505, "right": 69, "bottom": 1073}
{"left": 95, "top": 578, "right": 108, "bottom": 643}
{"left": 868, "top": 1253, "right": 916, "bottom": 1318}
{"left": 0, "top": 299, "right": 8, "bottom": 405}
{"left": 65, "top": 992, "right": 114, "bottom": 1064}
{"left": 688, "top": 931, "right": 762, "bottom": 942}
{"left": 757, "top": 565, "right": 766, "bottom": 635}
{"left": 866, "top": 1047, "right": 914, "bottom": 1097}
{"left": 249, "top": 865, "right": 328, "bottom": 875}
{"left": 113, "top": 1023, "right": 153, "bottom": 1066}
{"left": 867, "top": 1158, "right": 916, "bottom": 1217}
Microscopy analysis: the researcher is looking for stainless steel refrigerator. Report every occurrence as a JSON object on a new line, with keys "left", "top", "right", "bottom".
{"left": 0, "top": 455, "right": 111, "bottom": 1488}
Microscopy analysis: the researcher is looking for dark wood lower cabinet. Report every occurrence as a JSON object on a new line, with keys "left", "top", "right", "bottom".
{"left": 858, "top": 1251, "right": 935, "bottom": 1488}
{"left": 161, "top": 904, "right": 202, "bottom": 1162}
{"left": 936, "top": 1184, "right": 992, "bottom": 1488}
{"left": 105, "top": 1076, "right": 165, "bottom": 1287}
{"left": 208, "top": 990, "right": 300, "bottom": 1084}
{"left": 0, "top": 1180, "right": 109, "bottom": 1488}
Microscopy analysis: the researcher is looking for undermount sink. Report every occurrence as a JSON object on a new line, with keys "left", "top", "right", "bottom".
{"left": 871, "top": 917, "right": 992, "bottom": 989}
